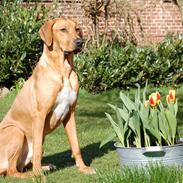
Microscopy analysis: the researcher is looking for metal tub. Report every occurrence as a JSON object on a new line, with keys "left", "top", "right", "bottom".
{"left": 114, "top": 142, "right": 183, "bottom": 167}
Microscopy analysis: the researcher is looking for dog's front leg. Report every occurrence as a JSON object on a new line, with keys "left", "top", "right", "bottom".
{"left": 32, "top": 114, "right": 45, "bottom": 175}
{"left": 63, "top": 110, "right": 95, "bottom": 174}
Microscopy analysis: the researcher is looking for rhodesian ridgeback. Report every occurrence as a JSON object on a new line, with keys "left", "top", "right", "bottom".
{"left": 0, "top": 17, "right": 95, "bottom": 178}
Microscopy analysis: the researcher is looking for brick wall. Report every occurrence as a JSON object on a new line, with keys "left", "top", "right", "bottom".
{"left": 38, "top": 0, "right": 183, "bottom": 44}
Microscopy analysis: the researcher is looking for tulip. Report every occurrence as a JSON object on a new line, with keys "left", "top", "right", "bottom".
{"left": 169, "top": 90, "right": 176, "bottom": 102}
{"left": 149, "top": 93, "right": 157, "bottom": 107}
{"left": 166, "top": 90, "right": 176, "bottom": 103}
{"left": 149, "top": 92, "right": 161, "bottom": 107}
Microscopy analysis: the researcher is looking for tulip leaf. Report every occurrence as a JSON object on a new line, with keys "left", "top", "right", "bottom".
{"left": 120, "top": 92, "right": 136, "bottom": 111}
{"left": 143, "top": 80, "right": 148, "bottom": 103}
{"left": 158, "top": 111, "right": 171, "bottom": 144}
{"left": 118, "top": 107, "right": 130, "bottom": 122}
{"left": 108, "top": 103, "right": 116, "bottom": 110}
{"left": 168, "top": 102, "right": 175, "bottom": 115}
{"left": 105, "top": 112, "right": 125, "bottom": 146}
{"left": 100, "top": 132, "right": 116, "bottom": 148}
{"left": 174, "top": 100, "right": 178, "bottom": 116}
{"left": 139, "top": 104, "right": 149, "bottom": 127}
{"left": 135, "top": 83, "right": 141, "bottom": 108}
{"left": 116, "top": 107, "right": 125, "bottom": 132}
{"left": 126, "top": 129, "right": 132, "bottom": 147}
{"left": 165, "top": 109, "right": 177, "bottom": 139}
{"left": 129, "top": 110, "right": 141, "bottom": 138}
{"left": 150, "top": 109, "right": 159, "bottom": 131}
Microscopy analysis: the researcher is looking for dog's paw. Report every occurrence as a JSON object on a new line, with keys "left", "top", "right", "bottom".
{"left": 41, "top": 164, "right": 57, "bottom": 172}
{"left": 77, "top": 166, "right": 96, "bottom": 175}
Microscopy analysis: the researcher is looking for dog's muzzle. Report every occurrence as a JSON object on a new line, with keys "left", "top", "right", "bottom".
{"left": 74, "top": 38, "right": 84, "bottom": 48}
{"left": 64, "top": 38, "right": 84, "bottom": 56}
{"left": 73, "top": 38, "right": 83, "bottom": 54}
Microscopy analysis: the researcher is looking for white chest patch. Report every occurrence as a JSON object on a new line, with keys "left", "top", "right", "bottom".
{"left": 53, "top": 87, "right": 77, "bottom": 120}
{"left": 25, "top": 139, "right": 33, "bottom": 165}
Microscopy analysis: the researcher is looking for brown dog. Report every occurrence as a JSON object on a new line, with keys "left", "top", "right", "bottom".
{"left": 0, "top": 17, "right": 95, "bottom": 178}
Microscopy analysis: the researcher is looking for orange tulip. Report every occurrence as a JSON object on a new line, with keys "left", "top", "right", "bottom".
{"left": 149, "top": 93, "right": 157, "bottom": 107}
{"left": 167, "top": 90, "right": 176, "bottom": 103}
{"left": 149, "top": 92, "right": 161, "bottom": 107}
{"left": 169, "top": 90, "right": 176, "bottom": 102}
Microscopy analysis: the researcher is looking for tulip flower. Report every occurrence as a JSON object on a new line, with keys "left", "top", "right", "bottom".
{"left": 166, "top": 90, "right": 176, "bottom": 103}
{"left": 149, "top": 92, "right": 161, "bottom": 107}
{"left": 169, "top": 90, "right": 176, "bottom": 102}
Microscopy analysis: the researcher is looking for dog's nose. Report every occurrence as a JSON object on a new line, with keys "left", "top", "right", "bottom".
{"left": 74, "top": 38, "right": 83, "bottom": 47}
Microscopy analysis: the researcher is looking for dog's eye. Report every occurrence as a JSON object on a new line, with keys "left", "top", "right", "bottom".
{"left": 60, "top": 28, "right": 67, "bottom": 32}
{"left": 76, "top": 28, "right": 80, "bottom": 32}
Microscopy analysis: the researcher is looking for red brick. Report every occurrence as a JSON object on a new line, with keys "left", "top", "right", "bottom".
{"left": 32, "top": 0, "right": 183, "bottom": 44}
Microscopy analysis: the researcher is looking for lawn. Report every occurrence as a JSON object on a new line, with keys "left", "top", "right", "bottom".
{"left": 0, "top": 85, "right": 183, "bottom": 183}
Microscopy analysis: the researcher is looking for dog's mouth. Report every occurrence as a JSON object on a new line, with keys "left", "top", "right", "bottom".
{"left": 64, "top": 47, "right": 82, "bottom": 56}
{"left": 73, "top": 47, "right": 82, "bottom": 54}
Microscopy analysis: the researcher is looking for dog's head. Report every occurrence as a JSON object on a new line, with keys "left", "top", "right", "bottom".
{"left": 39, "top": 17, "right": 83, "bottom": 54}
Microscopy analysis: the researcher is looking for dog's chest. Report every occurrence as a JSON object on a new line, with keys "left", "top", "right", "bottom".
{"left": 53, "top": 87, "right": 77, "bottom": 121}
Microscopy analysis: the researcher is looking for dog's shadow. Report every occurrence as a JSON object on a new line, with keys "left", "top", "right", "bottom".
{"left": 42, "top": 142, "right": 115, "bottom": 170}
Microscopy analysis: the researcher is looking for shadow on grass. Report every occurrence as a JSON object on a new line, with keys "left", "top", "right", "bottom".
{"left": 42, "top": 141, "right": 115, "bottom": 170}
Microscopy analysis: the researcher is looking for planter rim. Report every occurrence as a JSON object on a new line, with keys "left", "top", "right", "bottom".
{"left": 114, "top": 140, "right": 183, "bottom": 150}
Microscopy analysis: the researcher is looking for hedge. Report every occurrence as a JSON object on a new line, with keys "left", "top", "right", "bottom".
{"left": 75, "top": 35, "right": 183, "bottom": 92}
{"left": 0, "top": 0, "right": 47, "bottom": 87}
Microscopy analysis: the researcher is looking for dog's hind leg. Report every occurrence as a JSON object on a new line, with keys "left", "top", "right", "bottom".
{"left": 0, "top": 126, "right": 29, "bottom": 178}
{"left": 5, "top": 126, "right": 25, "bottom": 177}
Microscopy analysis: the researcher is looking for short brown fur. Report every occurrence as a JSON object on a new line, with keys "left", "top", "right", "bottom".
{"left": 0, "top": 17, "right": 95, "bottom": 178}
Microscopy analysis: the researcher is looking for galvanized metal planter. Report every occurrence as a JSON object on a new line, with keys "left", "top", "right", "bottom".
{"left": 114, "top": 141, "right": 183, "bottom": 167}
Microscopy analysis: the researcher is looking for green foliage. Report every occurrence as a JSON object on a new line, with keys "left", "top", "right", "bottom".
{"left": 101, "top": 85, "right": 178, "bottom": 148}
{"left": 0, "top": 0, "right": 48, "bottom": 87}
{"left": 96, "top": 165, "right": 183, "bottom": 183}
{"left": 75, "top": 35, "right": 183, "bottom": 93}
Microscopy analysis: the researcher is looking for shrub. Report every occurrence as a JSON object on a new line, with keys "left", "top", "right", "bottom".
{"left": 0, "top": 0, "right": 48, "bottom": 87}
{"left": 75, "top": 35, "right": 183, "bottom": 93}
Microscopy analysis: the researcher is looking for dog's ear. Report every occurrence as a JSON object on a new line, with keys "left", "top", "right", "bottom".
{"left": 39, "top": 19, "right": 56, "bottom": 47}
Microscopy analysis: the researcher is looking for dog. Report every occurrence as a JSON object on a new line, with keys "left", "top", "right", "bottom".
{"left": 0, "top": 17, "right": 95, "bottom": 178}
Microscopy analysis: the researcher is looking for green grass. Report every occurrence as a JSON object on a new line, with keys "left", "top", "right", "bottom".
{"left": 0, "top": 86, "right": 183, "bottom": 182}
{"left": 96, "top": 165, "right": 183, "bottom": 183}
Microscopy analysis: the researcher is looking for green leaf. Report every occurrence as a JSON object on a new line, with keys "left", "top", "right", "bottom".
{"left": 135, "top": 83, "right": 141, "bottom": 108}
{"left": 174, "top": 100, "right": 178, "bottom": 116}
{"left": 139, "top": 103, "right": 149, "bottom": 128}
{"left": 126, "top": 129, "right": 132, "bottom": 147}
{"left": 129, "top": 110, "right": 141, "bottom": 139}
{"left": 116, "top": 107, "right": 125, "bottom": 133}
{"left": 100, "top": 132, "right": 116, "bottom": 148}
{"left": 165, "top": 109, "right": 177, "bottom": 139}
{"left": 105, "top": 113, "right": 125, "bottom": 146}
{"left": 150, "top": 109, "right": 159, "bottom": 131}
{"left": 120, "top": 92, "right": 136, "bottom": 111}
{"left": 118, "top": 107, "right": 130, "bottom": 122}
{"left": 143, "top": 80, "right": 148, "bottom": 103}
{"left": 108, "top": 103, "right": 116, "bottom": 110}
{"left": 158, "top": 111, "right": 170, "bottom": 143}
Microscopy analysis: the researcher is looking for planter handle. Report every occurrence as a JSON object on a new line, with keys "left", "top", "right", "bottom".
{"left": 142, "top": 146, "right": 166, "bottom": 157}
